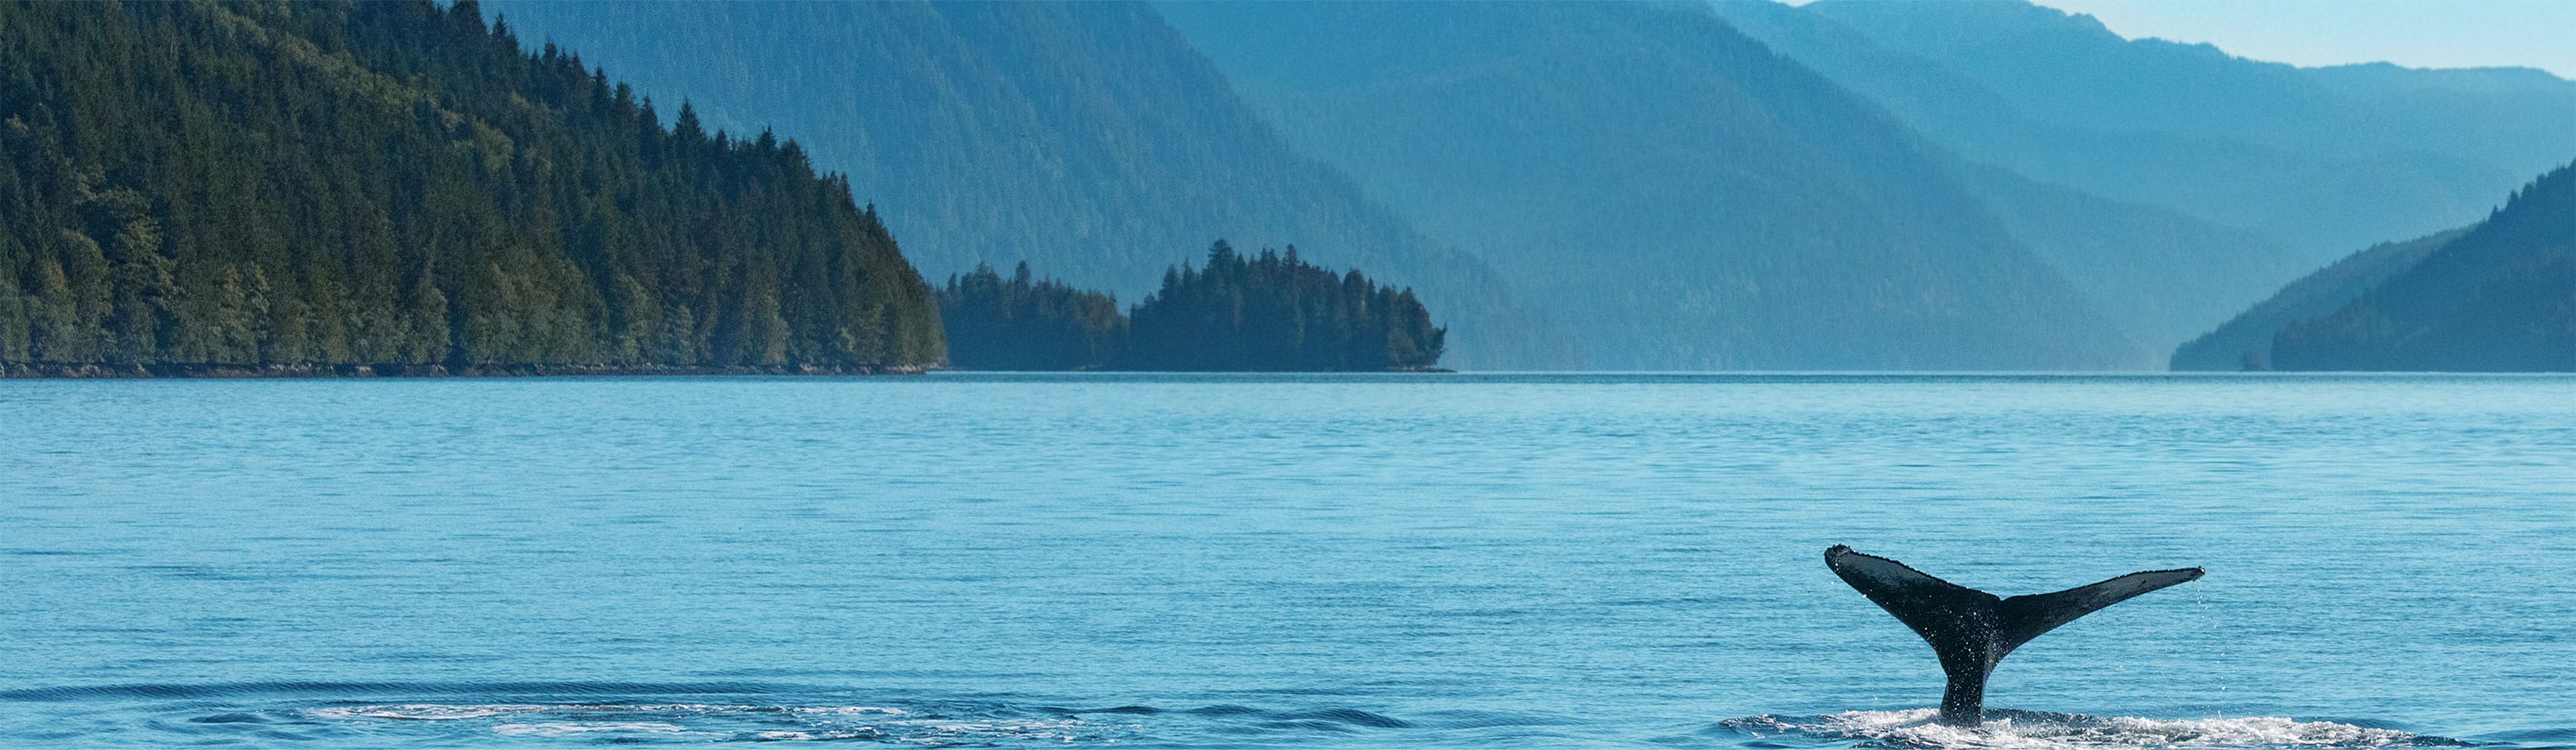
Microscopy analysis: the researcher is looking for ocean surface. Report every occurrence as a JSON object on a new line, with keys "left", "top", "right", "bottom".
{"left": 2, "top": 373, "right": 2572, "bottom": 749}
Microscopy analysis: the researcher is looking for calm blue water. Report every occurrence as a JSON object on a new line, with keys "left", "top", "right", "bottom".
{"left": 2, "top": 374, "right": 2572, "bottom": 749}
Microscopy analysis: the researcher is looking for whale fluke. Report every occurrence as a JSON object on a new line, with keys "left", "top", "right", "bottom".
{"left": 1823, "top": 545, "right": 2204, "bottom": 727}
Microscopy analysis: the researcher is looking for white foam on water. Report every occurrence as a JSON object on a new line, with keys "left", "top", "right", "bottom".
{"left": 790, "top": 705, "right": 908, "bottom": 716}
{"left": 490, "top": 721, "right": 695, "bottom": 737}
{"left": 305, "top": 702, "right": 900, "bottom": 720}
{"left": 1736, "top": 709, "right": 2441, "bottom": 749}
{"left": 885, "top": 717, "right": 1110, "bottom": 744}
{"left": 303, "top": 702, "right": 1122, "bottom": 743}
{"left": 305, "top": 703, "right": 558, "bottom": 720}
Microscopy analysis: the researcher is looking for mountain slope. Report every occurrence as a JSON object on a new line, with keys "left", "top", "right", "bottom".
{"left": 2270, "top": 165, "right": 2575, "bottom": 371}
{"left": 484, "top": 0, "right": 1577, "bottom": 369}
{"left": 1711, "top": 0, "right": 2576, "bottom": 260}
{"left": 1159, "top": 1, "right": 2145, "bottom": 370}
{"left": 0, "top": 0, "right": 939, "bottom": 374}
{"left": 1950, "top": 162, "right": 2314, "bottom": 355}
{"left": 2170, "top": 229, "right": 2466, "bottom": 371}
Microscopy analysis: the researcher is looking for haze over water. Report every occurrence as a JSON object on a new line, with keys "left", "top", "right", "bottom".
{"left": 3, "top": 374, "right": 2571, "bottom": 748}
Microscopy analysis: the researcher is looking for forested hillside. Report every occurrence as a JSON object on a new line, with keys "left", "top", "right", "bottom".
{"left": 2170, "top": 229, "right": 2465, "bottom": 371}
{"left": 0, "top": 0, "right": 942, "bottom": 374}
{"left": 2268, "top": 165, "right": 2574, "bottom": 371}
{"left": 1158, "top": 1, "right": 2143, "bottom": 369}
{"left": 1712, "top": 0, "right": 2576, "bottom": 262}
{"left": 484, "top": 0, "right": 1576, "bottom": 370}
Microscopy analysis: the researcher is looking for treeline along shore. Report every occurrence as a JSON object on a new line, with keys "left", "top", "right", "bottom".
{"left": 0, "top": 1, "right": 1445, "bottom": 376}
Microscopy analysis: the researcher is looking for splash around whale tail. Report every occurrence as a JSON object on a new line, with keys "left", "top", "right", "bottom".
{"left": 1823, "top": 545, "right": 2204, "bottom": 727}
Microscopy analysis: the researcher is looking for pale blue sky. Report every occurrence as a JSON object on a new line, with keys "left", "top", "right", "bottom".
{"left": 2031, "top": 0, "right": 2576, "bottom": 78}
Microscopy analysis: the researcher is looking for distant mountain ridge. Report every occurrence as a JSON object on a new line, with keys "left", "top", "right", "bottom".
{"left": 1799, "top": 1, "right": 2569, "bottom": 171}
{"left": 1711, "top": 0, "right": 2576, "bottom": 262}
{"left": 485, "top": 0, "right": 1578, "bottom": 369}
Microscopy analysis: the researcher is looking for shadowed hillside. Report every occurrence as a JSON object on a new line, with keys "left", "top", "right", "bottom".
{"left": 2170, "top": 229, "right": 2465, "bottom": 371}
{"left": 2179, "top": 164, "right": 2573, "bottom": 371}
{"left": 2269, "top": 165, "right": 2575, "bottom": 371}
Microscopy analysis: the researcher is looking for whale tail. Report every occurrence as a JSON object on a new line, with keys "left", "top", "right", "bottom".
{"left": 1823, "top": 545, "right": 2204, "bottom": 727}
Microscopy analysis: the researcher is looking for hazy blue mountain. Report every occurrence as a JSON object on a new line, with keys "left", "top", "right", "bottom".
{"left": 2268, "top": 165, "right": 2575, "bottom": 372}
{"left": 1710, "top": 0, "right": 2576, "bottom": 260}
{"left": 485, "top": 1, "right": 1578, "bottom": 368}
{"left": 1800, "top": 0, "right": 2569, "bottom": 170}
{"left": 2170, "top": 229, "right": 2467, "bottom": 371}
{"left": 1953, "top": 164, "right": 2315, "bottom": 353}
{"left": 1159, "top": 1, "right": 2145, "bottom": 370}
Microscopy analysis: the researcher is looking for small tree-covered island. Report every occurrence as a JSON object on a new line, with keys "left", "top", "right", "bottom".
{"left": 941, "top": 242, "right": 1446, "bottom": 371}
{"left": 0, "top": 1, "right": 1445, "bottom": 376}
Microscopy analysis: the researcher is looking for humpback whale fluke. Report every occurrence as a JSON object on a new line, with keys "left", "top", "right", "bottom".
{"left": 1823, "top": 545, "right": 2204, "bottom": 727}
